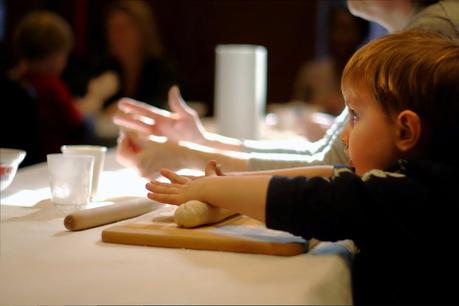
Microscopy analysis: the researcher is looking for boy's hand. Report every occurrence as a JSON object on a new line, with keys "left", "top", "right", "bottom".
{"left": 146, "top": 160, "right": 224, "bottom": 205}
{"left": 158, "top": 168, "right": 191, "bottom": 184}
{"left": 146, "top": 173, "right": 204, "bottom": 205}
{"left": 205, "top": 160, "right": 224, "bottom": 176}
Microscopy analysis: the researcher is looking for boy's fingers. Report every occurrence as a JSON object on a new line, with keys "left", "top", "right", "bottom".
{"left": 215, "top": 163, "right": 224, "bottom": 176}
{"left": 160, "top": 168, "right": 188, "bottom": 184}
{"left": 145, "top": 182, "right": 181, "bottom": 194}
{"left": 205, "top": 160, "right": 217, "bottom": 176}
{"left": 147, "top": 192, "right": 181, "bottom": 205}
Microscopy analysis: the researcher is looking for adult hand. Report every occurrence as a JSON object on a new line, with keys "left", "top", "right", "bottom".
{"left": 116, "top": 130, "right": 189, "bottom": 179}
{"left": 113, "top": 85, "right": 207, "bottom": 144}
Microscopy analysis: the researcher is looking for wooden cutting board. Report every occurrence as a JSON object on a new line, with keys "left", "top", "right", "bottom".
{"left": 102, "top": 206, "right": 307, "bottom": 256}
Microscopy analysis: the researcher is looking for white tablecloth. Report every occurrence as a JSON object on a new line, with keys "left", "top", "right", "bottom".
{"left": 0, "top": 149, "right": 352, "bottom": 305}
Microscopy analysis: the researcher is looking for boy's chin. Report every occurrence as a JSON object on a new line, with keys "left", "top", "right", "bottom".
{"left": 348, "top": 159, "right": 354, "bottom": 168}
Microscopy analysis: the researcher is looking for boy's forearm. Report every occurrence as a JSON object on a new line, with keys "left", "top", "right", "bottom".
{"left": 200, "top": 176, "right": 272, "bottom": 222}
{"left": 229, "top": 165, "right": 334, "bottom": 178}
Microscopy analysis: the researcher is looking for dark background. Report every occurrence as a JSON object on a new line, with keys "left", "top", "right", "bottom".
{"left": 1, "top": 0, "right": 346, "bottom": 114}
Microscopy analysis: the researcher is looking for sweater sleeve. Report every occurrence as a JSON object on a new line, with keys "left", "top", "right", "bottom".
{"left": 265, "top": 168, "right": 365, "bottom": 242}
{"left": 244, "top": 108, "right": 349, "bottom": 170}
{"left": 265, "top": 167, "right": 418, "bottom": 244}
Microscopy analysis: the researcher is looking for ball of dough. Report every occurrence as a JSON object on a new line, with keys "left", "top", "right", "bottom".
{"left": 174, "top": 200, "right": 237, "bottom": 228}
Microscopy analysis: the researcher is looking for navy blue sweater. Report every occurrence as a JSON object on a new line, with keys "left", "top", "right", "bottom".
{"left": 266, "top": 160, "right": 458, "bottom": 304}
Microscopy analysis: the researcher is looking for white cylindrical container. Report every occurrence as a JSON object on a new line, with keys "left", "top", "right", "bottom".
{"left": 214, "top": 44, "right": 267, "bottom": 139}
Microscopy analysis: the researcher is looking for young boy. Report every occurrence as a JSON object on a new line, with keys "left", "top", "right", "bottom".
{"left": 146, "top": 31, "right": 459, "bottom": 304}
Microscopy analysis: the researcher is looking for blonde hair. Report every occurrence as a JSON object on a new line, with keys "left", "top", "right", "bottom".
{"left": 13, "top": 10, "right": 73, "bottom": 60}
{"left": 342, "top": 30, "right": 459, "bottom": 164}
{"left": 107, "top": 0, "right": 164, "bottom": 58}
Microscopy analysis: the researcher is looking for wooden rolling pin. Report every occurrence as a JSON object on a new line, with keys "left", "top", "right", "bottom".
{"left": 64, "top": 198, "right": 155, "bottom": 231}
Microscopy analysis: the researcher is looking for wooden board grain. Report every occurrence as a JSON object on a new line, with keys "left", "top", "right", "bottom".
{"left": 102, "top": 206, "right": 307, "bottom": 256}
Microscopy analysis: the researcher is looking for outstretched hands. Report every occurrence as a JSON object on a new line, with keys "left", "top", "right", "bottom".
{"left": 116, "top": 130, "right": 194, "bottom": 179}
{"left": 113, "top": 85, "right": 207, "bottom": 144}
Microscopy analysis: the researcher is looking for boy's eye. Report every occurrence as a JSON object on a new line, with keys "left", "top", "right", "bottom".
{"left": 349, "top": 108, "right": 359, "bottom": 126}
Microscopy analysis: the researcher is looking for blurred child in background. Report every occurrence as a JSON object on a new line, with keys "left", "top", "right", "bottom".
{"left": 8, "top": 10, "right": 117, "bottom": 162}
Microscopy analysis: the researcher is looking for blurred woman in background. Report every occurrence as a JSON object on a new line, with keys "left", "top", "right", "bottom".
{"left": 96, "top": 0, "right": 179, "bottom": 114}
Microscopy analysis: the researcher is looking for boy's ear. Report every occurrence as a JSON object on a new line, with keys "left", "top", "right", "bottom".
{"left": 395, "top": 110, "right": 421, "bottom": 152}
